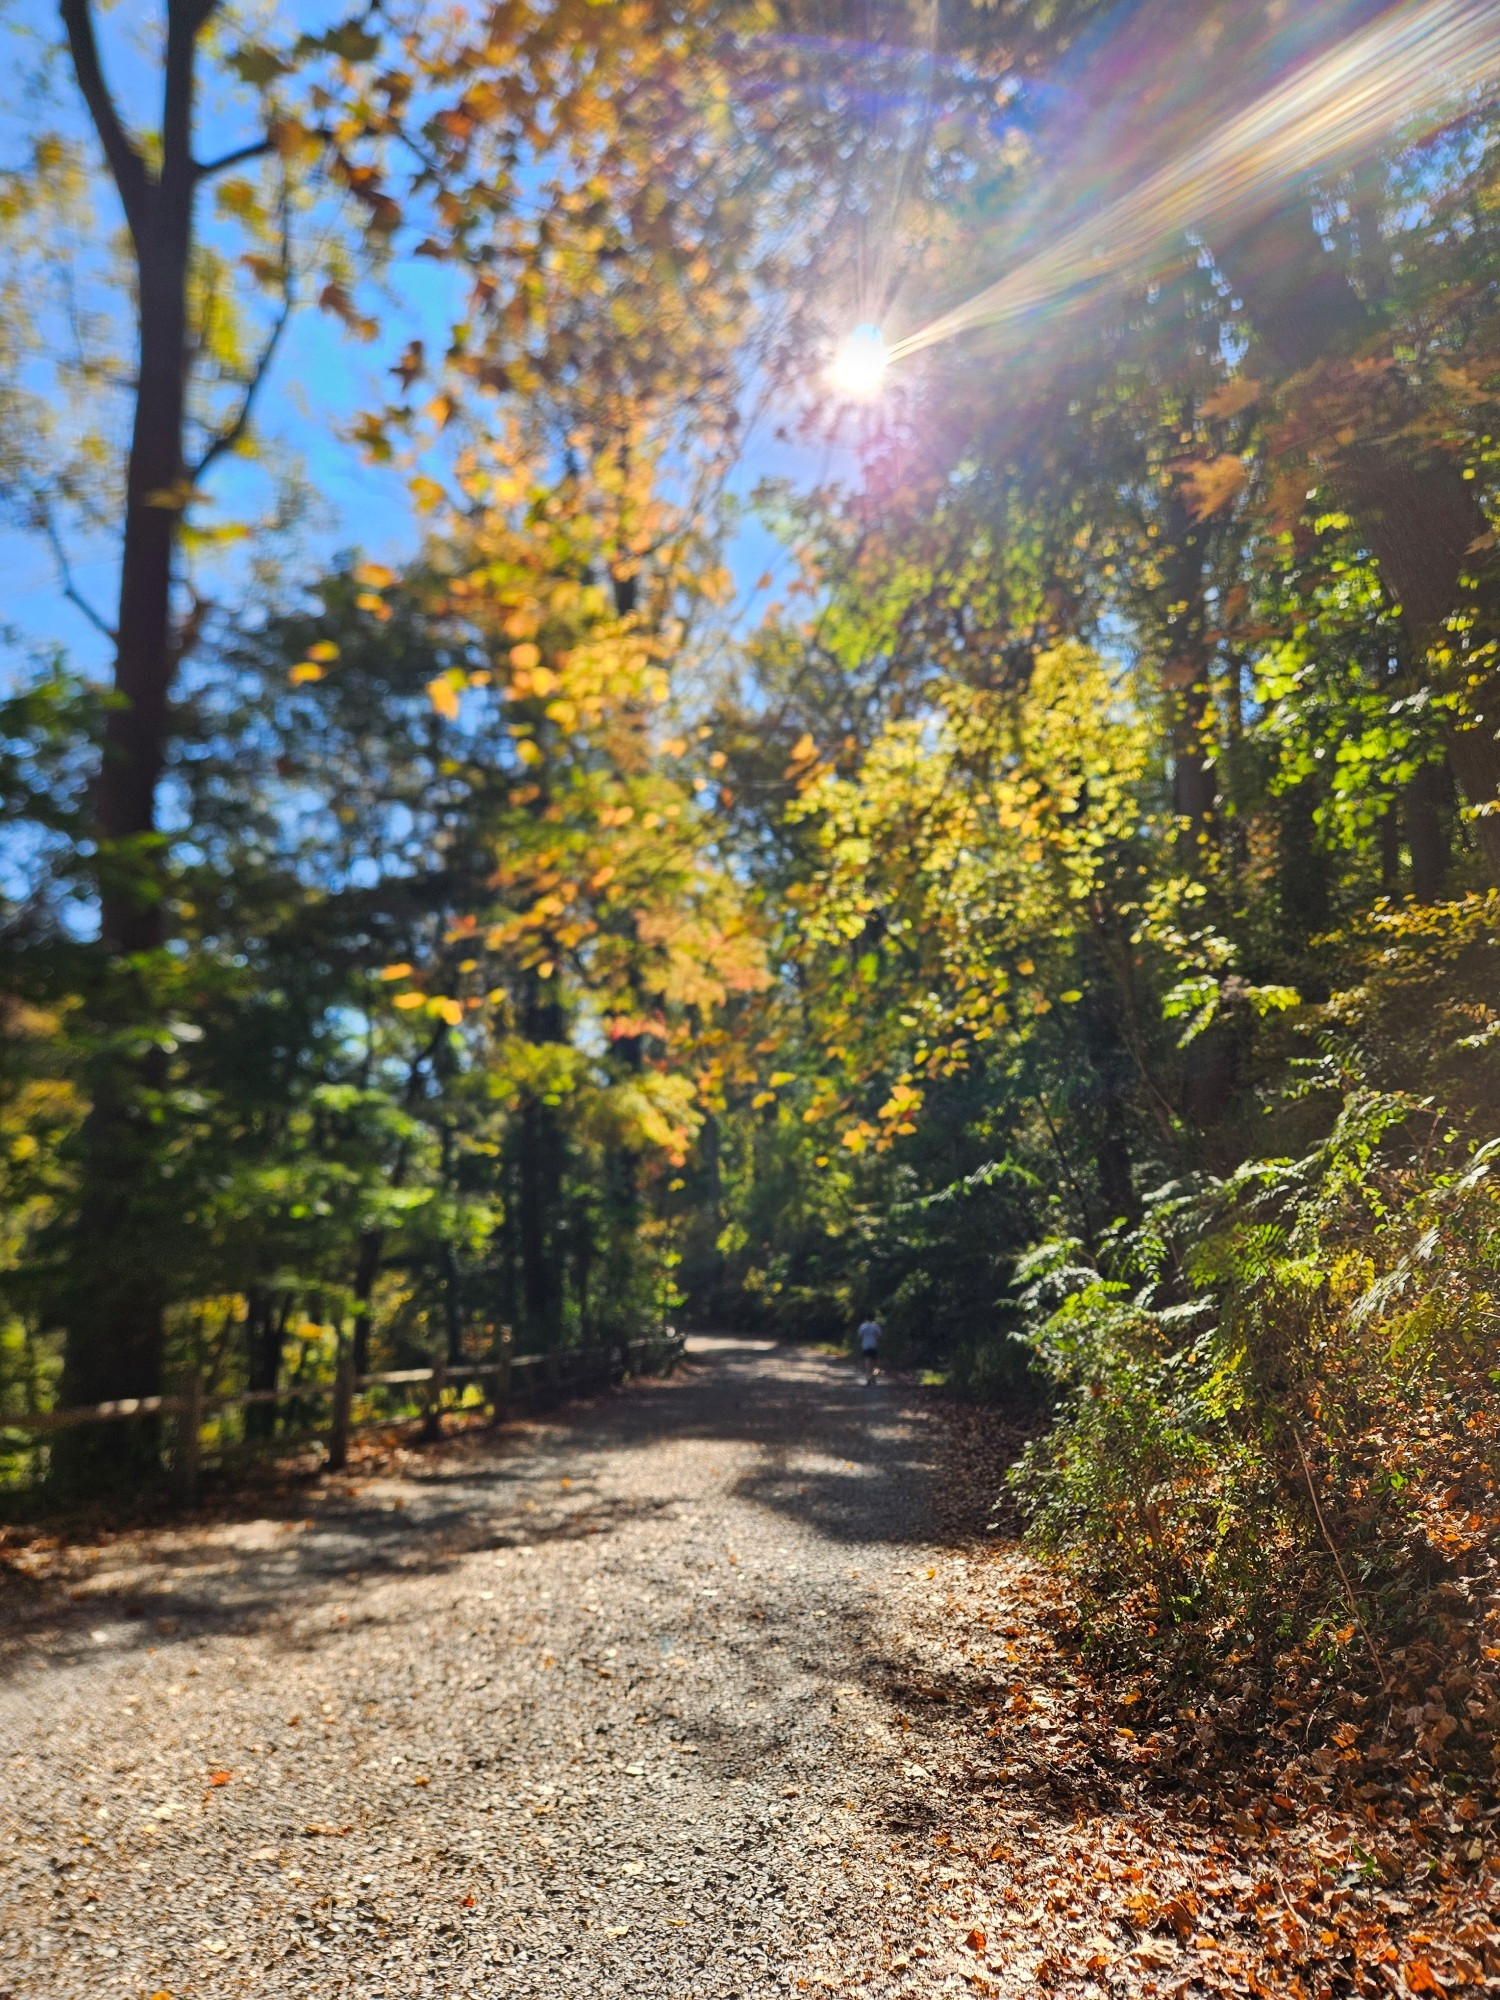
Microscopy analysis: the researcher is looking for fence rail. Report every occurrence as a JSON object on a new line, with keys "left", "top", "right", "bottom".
{"left": 0, "top": 1332, "right": 686, "bottom": 1490}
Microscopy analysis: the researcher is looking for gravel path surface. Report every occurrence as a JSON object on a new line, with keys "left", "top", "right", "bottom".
{"left": 0, "top": 1338, "right": 1023, "bottom": 1999}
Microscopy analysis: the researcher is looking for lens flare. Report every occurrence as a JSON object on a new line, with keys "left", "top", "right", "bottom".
{"left": 890, "top": 0, "right": 1500, "bottom": 365}
{"left": 828, "top": 324, "right": 890, "bottom": 400}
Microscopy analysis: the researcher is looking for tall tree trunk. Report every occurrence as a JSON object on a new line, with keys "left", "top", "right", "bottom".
{"left": 350, "top": 1230, "right": 384, "bottom": 1378}
{"left": 1076, "top": 943, "right": 1139, "bottom": 1231}
{"left": 442, "top": 1241, "right": 465, "bottom": 1368}
{"left": 1159, "top": 475, "right": 1217, "bottom": 863}
{"left": 245, "top": 1287, "right": 291, "bottom": 1442}
{"left": 1406, "top": 759, "right": 1452, "bottom": 904}
{"left": 54, "top": 0, "right": 211, "bottom": 1484}
{"left": 1279, "top": 779, "right": 1331, "bottom": 955}
{"left": 517, "top": 1097, "right": 565, "bottom": 1348}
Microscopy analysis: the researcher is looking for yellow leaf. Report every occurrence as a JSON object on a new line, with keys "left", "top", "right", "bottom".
{"left": 393, "top": 991, "right": 426, "bottom": 1010}
{"left": 288, "top": 662, "right": 325, "bottom": 685}
{"left": 509, "top": 642, "right": 541, "bottom": 672}
{"left": 427, "top": 675, "right": 461, "bottom": 721}
{"left": 434, "top": 998, "right": 463, "bottom": 1026}
{"left": 379, "top": 963, "right": 414, "bottom": 981}
{"left": 307, "top": 640, "right": 340, "bottom": 663}
{"left": 353, "top": 561, "right": 396, "bottom": 590}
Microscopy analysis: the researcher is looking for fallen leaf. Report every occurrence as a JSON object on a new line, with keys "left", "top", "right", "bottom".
{"left": 966, "top": 1927, "right": 987, "bottom": 1952}
{"left": 206, "top": 1769, "right": 232, "bottom": 1787}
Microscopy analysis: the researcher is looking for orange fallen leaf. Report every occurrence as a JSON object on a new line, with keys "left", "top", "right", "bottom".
{"left": 412, "top": 1775, "right": 430, "bottom": 1787}
{"left": 966, "top": 1928, "right": 987, "bottom": 1953}
{"left": 206, "top": 1770, "right": 232, "bottom": 1787}
{"left": 1404, "top": 1964, "right": 1442, "bottom": 1995}
{"left": 462, "top": 1894, "right": 476, "bottom": 1908}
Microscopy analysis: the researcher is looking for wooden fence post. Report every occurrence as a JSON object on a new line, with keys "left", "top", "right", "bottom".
{"left": 420, "top": 1346, "right": 447, "bottom": 1443}
{"left": 488, "top": 1324, "right": 512, "bottom": 1426}
{"left": 173, "top": 1367, "right": 203, "bottom": 1508}
{"left": 326, "top": 1340, "right": 354, "bottom": 1472}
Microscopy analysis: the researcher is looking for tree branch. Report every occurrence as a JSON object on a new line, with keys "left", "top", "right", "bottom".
{"left": 194, "top": 137, "right": 273, "bottom": 181}
{"left": 38, "top": 505, "right": 116, "bottom": 643}
{"left": 189, "top": 188, "right": 294, "bottom": 483}
{"left": 57, "top": 0, "right": 151, "bottom": 240}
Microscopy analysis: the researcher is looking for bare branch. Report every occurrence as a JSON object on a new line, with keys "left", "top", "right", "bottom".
{"left": 38, "top": 505, "right": 116, "bottom": 643}
{"left": 57, "top": 0, "right": 151, "bottom": 239}
{"left": 194, "top": 137, "right": 274, "bottom": 181}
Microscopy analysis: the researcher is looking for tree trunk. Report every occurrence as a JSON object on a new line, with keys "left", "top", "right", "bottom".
{"left": 1279, "top": 780, "right": 1331, "bottom": 985}
{"left": 244, "top": 1284, "right": 290, "bottom": 1442}
{"left": 1406, "top": 758, "right": 1452, "bottom": 904}
{"left": 517, "top": 1096, "right": 565, "bottom": 1349}
{"left": 442, "top": 1240, "right": 465, "bottom": 1368}
{"left": 1076, "top": 947, "right": 1139, "bottom": 1231}
{"left": 350, "top": 1230, "right": 384, "bottom": 1377}
{"left": 54, "top": 0, "right": 211, "bottom": 1486}
{"left": 1159, "top": 478, "right": 1217, "bottom": 863}
{"left": 516, "top": 980, "right": 567, "bottom": 1350}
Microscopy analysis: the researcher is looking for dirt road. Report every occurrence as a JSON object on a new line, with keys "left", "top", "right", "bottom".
{"left": 0, "top": 1338, "right": 1041, "bottom": 1999}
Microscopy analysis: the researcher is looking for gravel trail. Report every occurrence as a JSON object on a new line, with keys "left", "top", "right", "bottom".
{"left": 0, "top": 1338, "right": 1011, "bottom": 1999}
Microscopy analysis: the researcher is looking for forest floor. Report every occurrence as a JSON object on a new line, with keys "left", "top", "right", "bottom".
{"left": 0, "top": 1337, "right": 1496, "bottom": 2000}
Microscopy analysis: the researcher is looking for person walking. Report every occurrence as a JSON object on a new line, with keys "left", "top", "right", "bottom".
{"left": 856, "top": 1313, "right": 882, "bottom": 1385}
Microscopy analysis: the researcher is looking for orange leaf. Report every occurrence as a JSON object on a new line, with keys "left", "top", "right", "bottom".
{"left": 1404, "top": 1964, "right": 1442, "bottom": 1995}
{"left": 966, "top": 1928, "right": 987, "bottom": 1953}
{"left": 1199, "top": 376, "right": 1261, "bottom": 418}
{"left": 1176, "top": 453, "right": 1247, "bottom": 520}
{"left": 207, "top": 1770, "right": 232, "bottom": 1787}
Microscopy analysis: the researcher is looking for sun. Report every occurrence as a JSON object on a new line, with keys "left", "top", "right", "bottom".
{"left": 827, "top": 324, "right": 890, "bottom": 401}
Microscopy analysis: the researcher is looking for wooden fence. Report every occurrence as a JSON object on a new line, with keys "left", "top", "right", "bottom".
{"left": 0, "top": 1329, "right": 686, "bottom": 1500}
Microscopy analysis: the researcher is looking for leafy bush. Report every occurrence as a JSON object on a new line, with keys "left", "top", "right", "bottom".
{"left": 1012, "top": 1088, "right": 1500, "bottom": 1686}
